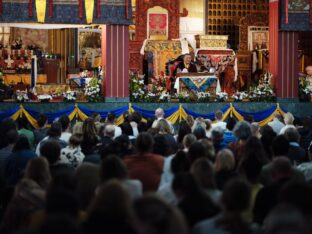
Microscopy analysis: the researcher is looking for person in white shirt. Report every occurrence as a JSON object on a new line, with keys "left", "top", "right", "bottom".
{"left": 152, "top": 108, "right": 174, "bottom": 133}
{"left": 211, "top": 110, "right": 227, "bottom": 131}
{"left": 279, "top": 112, "right": 296, "bottom": 135}
{"left": 58, "top": 115, "right": 72, "bottom": 143}
{"left": 106, "top": 112, "right": 122, "bottom": 139}
{"left": 268, "top": 113, "right": 285, "bottom": 135}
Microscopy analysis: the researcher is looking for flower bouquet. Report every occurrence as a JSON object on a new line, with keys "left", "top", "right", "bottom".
{"left": 63, "top": 90, "right": 76, "bottom": 102}
{"left": 16, "top": 90, "right": 29, "bottom": 103}
{"left": 216, "top": 92, "right": 228, "bottom": 102}
{"left": 84, "top": 78, "right": 102, "bottom": 102}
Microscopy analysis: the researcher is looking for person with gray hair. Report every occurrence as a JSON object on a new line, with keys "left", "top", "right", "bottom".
{"left": 279, "top": 112, "right": 296, "bottom": 135}
{"left": 152, "top": 107, "right": 174, "bottom": 133}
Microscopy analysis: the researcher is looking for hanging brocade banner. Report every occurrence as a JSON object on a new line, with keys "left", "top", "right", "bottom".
{"left": 286, "top": 0, "right": 289, "bottom": 24}
{"left": 29, "top": 0, "right": 33, "bottom": 17}
{"left": 0, "top": 0, "right": 2, "bottom": 16}
{"left": 126, "top": 0, "right": 128, "bottom": 19}
{"left": 79, "top": 0, "right": 83, "bottom": 18}
{"left": 85, "top": 0, "right": 94, "bottom": 23}
{"left": 49, "top": 0, "right": 53, "bottom": 17}
{"left": 35, "top": 0, "right": 46, "bottom": 22}
{"left": 97, "top": 0, "right": 100, "bottom": 18}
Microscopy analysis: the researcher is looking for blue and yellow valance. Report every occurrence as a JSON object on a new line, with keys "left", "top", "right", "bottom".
{"left": 0, "top": 103, "right": 290, "bottom": 129}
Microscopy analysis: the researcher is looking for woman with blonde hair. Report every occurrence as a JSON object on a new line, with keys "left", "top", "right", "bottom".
{"left": 214, "top": 149, "right": 238, "bottom": 190}
{"left": 81, "top": 118, "right": 100, "bottom": 155}
{"left": 279, "top": 112, "right": 296, "bottom": 135}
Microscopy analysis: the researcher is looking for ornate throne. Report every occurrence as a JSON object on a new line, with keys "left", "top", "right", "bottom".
{"left": 129, "top": 0, "right": 188, "bottom": 73}
{"left": 234, "top": 13, "right": 269, "bottom": 90}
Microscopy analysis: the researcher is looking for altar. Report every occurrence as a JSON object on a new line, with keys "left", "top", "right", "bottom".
{"left": 174, "top": 72, "right": 221, "bottom": 95}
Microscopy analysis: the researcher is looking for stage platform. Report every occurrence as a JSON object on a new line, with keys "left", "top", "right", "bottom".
{"left": 1, "top": 102, "right": 312, "bottom": 118}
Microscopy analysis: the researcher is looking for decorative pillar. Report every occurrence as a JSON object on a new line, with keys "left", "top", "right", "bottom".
{"left": 277, "top": 31, "right": 299, "bottom": 101}
{"left": 102, "top": 25, "right": 129, "bottom": 102}
{"left": 269, "top": 0, "right": 279, "bottom": 79}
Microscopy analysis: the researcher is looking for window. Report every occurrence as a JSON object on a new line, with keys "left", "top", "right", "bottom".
{"left": 0, "top": 27, "right": 10, "bottom": 46}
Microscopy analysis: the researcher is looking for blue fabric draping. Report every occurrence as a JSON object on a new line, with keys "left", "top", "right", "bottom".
{"left": 132, "top": 105, "right": 179, "bottom": 119}
{"left": 24, "top": 106, "right": 76, "bottom": 123}
{"left": 233, "top": 105, "right": 277, "bottom": 122}
{"left": 0, "top": 106, "right": 20, "bottom": 120}
{"left": 183, "top": 104, "right": 230, "bottom": 120}
{"left": 78, "top": 106, "right": 129, "bottom": 120}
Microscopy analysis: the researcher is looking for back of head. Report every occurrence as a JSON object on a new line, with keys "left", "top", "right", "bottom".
{"left": 133, "top": 194, "right": 188, "bottom": 234}
{"left": 136, "top": 132, "right": 154, "bottom": 153}
{"left": 91, "top": 112, "right": 101, "bottom": 122}
{"left": 191, "top": 158, "right": 216, "bottom": 189}
{"left": 88, "top": 180, "right": 131, "bottom": 220}
{"left": 107, "top": 112, "right": 116, "bottom": 124}
{"left": 284, "top": 112, "right": 294, "bottom": 125}
{"left": 273, "top": 112, "right": 283, "bottom": 122}
{"left": 215, "top": 149, "right": 235, "bottom": 171}
{"left": 100, "top": 155, "right": 128, "bottom": 182}
{"left": 211, "top": 126, "right": 225, "bottom": 142}
{"left": 40, "top": 140, "right": 61, "bottom": 164}
{"left": 153, "top": 134, "right": 171, "bottom": 156}
{"left": 58, "top": 115, "right": 70, "bottom": 132}
{"left": 222, "top": 178, "right": 250, "bottom": 212}
{"left": 284, "top": 127, "right": 300, "bottom": 142}
{"left": 104, "top": 124, "right": 115, "bottom": 138}
{"left": 177, "top": 120, "right": 192, "bottom": 143}
{"left": 37, "top": 113, "right": 48, "bottom": 128}
{"left": 182, "top": 133, "right": 197, "bottom": 149}
{"left": 48, "top": 122, "right": 62, "bottom": 138}
{"left": 69, "top": 134, "right": 83, "bottom": 147}
{"left": 25, "top": 157, "right": 51, "bottom": 189}
{"left": 82, "top": 118, "right": 97, "bottom": 139}
{"left": 271, "top": 157, "right": 292, "bottom": 180}
{"left": 155, "top": 108, "right": 164, "bottom": 118}
{"left": 171, "top": 150, "right": 190, "bottom": 175}
{"left": 156, "top": 119, "right": 171, "bottom": 134}
{"left": 226, "top": 117, "right": 237, "bottom": 131}
{"left": 192, "top": 124, "right": 206, "bottom": 140}
{"left": 233, "top": 121, "right": 251, "bottom": 140}
{"left": 72, "top": 122, "right": 83, "bottom": 136}
{"left": 188, "top": 141, "right": 206, "bottom": 164}
{"left": 131, "top": 111, "right": 142, "bottom": 124}
{"left": 13, "top": 135, "right": 30, "bottom": 152}
{"left": 215, "top": 110, "right": 223, "bottom": 121}
{"left": 250, "top": 122, "right": 260, "bottom": 137}
{"left": 272, "top": 135, "right": 290, "bottom": 157}
{"left": 6, "top": 129, "right": 19, "bottom": 145}
{"left": 264, "top": 204, "right": 308, "bottom": 234}
{"left": 244, "top": 115, "right": 254, "bottom": 123}
{"left": 121, "top": 122, "right": 134, "bottom": 136}
{"left": 18, "top": 116, "right": 29, "bottom": 129}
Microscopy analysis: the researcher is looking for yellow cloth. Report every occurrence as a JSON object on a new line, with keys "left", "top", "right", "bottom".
{"left": 3, "top": 74, "right": 47, "bottom": 85}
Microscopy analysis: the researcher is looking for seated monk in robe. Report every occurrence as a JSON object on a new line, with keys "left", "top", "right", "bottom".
{"left": 175, "top": 54, "right": 198, "bottom": 74}
{"left": 220, "top": 64, "right": 236, "bottom": 96}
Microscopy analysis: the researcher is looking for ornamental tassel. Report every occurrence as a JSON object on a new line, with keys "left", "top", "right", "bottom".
{"left": 285, "top": 0, "right": 289, "bottom": 24}
{"left": 0, "top": 0, "right": 2, "bottom": 16}
{"left": 29, "top": 0, "right": 33, "bottom": 17}
{"left": 49, "top": 0, "right": 53, "bottom": 17}
{"left": 79, "top": 0, "right": 83, "bottom": 18}
{"left": 97, "top": 0, "right": 100, "bottom": 18}
{"left": 125, "top": 0, "right": 128, "bottom": 19}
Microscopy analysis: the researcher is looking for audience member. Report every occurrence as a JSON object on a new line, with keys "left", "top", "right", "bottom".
{"left": 211, "top": 110, "right": 226, "bottom": 131}
{"left": 268, "top": 113, "right": 285, "bottom": 135}
{"left": 33, "top": 113, "right": 49, "bottom": 145}
{"left": 58, "top": 115, "right": 72, "bottom": 143}
{"left": 60, "top": 134, "right": 85, "bottom": 168}
{"left": 279, "top": 112, "right": 295, "bottom": 135}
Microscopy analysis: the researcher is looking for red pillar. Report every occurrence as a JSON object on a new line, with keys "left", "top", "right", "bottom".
{"left": 277, "top": 32, "right": 299, "bottom": 100}
{"left": 102, "top": 25, "right": 129, "bottom": 102}
{"left": 269, "top": 0, "right": 279, "bottom": 79}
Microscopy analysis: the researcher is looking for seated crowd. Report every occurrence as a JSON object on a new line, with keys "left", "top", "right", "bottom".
{"left": 0, "top": 108, "right": 312, "bottom": 234}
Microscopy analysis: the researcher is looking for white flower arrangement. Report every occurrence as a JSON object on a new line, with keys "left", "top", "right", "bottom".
{"left": 16, "top": 90, "right": 29, "bottom": 102}
{"left": 84, "top": 78, "right": 102, "bottom": 102}
{"left": 216, "top": 92, "right": 228, "bottom": 101}
{"left": 303, "top": 86, "right": 312, "bottom": 95}
{"left": 63, "top": 90, "right": 76, "bottom": 101}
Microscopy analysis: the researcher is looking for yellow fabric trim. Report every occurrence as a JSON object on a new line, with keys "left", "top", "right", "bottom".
{"left": 11, "top": 105, "right": 23, "bottom": 121}
{"left": 85, "top": 0, "right": 95, "bottom": 24}
{"left": 35, "top": 0, "right": 47, "bottom": 23}
{"left": 231, "top": 104, "right": 244, "bottom": 121}
{"left": 21, "top": 106, "right": 39, "bottom": 128}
